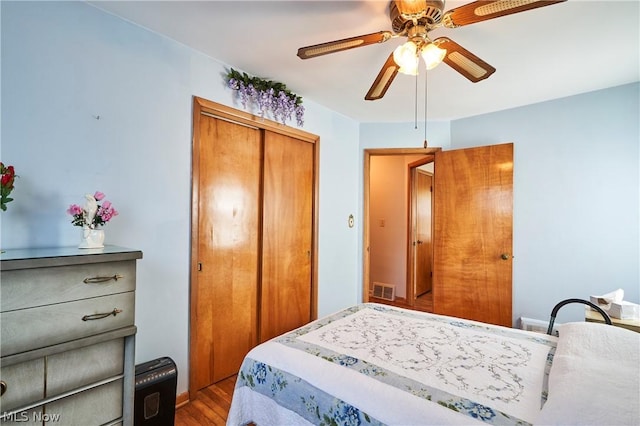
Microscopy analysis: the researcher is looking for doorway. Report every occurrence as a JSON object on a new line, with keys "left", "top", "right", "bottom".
{"left": 363, "top": 143, "right": 513, "bottom": 325}
{"left": 363, "top": 147, "right": 440, "bottom": 309}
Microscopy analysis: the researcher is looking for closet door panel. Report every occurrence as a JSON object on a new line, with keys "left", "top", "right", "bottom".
{"left": 194, "top": 115, "right": 261, "bottom": 388}
{"left": 260, "top": 131, "right": 313, "bottom": 342}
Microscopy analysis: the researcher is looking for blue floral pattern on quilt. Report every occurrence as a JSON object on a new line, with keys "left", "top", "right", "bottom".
{"left": 237, "top": 359, "right": 384, "bottom": 426}
{"left": 235, "top": 304, "right": 556, "bottom": 426}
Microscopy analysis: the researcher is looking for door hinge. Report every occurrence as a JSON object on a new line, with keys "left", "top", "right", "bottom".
{"left": 197, "top": 262, "right": 202, "bottom": 272}
{"left": 430, "top": 185, "right": 433, "bottom": 192}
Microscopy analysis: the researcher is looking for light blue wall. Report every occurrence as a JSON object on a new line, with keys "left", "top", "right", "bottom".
{"left": 358, "top": 87, "right": 639, "bottom": 326}
{"left": 450, "top": 83, "right": 640, "bottom": 324}
{"left": 2, "top": 0, "right": 639, "bottom": 399}
{"left": 359, "top": 121, "right": 452, "bottom": 150}
{"left": 1, "top": 1, "right": 360, "bottom": 395}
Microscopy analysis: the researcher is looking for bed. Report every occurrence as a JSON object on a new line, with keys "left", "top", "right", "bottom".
{"left": 227, "top": 303, "right": 639, "bottom": 426}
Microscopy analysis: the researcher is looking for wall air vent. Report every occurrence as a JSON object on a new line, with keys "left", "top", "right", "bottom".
{"left": 372, "top": 282, "right": 396, "bottom": 302}
{"left": 519, "top": 317, "right": 558, "bottom": 335}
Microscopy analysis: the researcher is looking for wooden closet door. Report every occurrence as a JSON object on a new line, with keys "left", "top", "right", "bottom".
{"left": 192, "top": 115, "right": 261, "bottom": 389}
{"left": 260, "top": 131, "right": 313, "bottom": 342}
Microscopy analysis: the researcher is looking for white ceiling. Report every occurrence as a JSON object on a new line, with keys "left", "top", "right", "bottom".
{"left": 89, "top": 0, "right": 640, "bottom": 122}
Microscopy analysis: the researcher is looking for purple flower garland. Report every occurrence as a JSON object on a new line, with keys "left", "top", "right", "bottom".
{"left": 226, "top": 68, "right": 305, "bottom": 127}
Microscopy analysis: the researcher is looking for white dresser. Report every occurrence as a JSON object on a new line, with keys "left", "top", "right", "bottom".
{"left": 0, "top": 246, "right": 142, "bottom": 425}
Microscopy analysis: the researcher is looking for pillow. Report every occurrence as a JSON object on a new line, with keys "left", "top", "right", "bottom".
{"left": 535, "top": 322, "right": 639, "bottom": 425}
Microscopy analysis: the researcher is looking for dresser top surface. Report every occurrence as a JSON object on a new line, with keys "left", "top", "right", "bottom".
{"left": 1, "top": 245, "right": 143, "bottom": 270}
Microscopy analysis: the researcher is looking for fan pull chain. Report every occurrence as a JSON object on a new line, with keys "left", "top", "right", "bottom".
{"left": 424, "top": 71, "right": 428, "bottom": 148}
{"left": 414, "top": 71, "right": 418, "bottom": 130}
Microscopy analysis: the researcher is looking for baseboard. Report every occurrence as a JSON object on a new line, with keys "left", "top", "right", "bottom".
{"left": 175, "top": 391, "right": 190, "bottom": 408}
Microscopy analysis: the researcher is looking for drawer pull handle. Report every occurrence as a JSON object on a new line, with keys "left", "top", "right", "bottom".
{"left": 82, "top": 308, "right": 123, "bottom": 321}
{"left": 83, "top": 274, "right": 124, "bottom": 284}
{"left": 0, "top": 381, "right": 6, "bottom": 397}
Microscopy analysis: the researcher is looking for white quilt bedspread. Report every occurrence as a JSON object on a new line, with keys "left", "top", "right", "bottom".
{"left": 534, "top": 322, "right": 640, "bottom": 425}
{"left": 227, "top": 304, "right": 557, "bottom": 426}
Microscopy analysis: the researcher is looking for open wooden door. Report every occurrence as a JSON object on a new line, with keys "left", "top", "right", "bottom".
{"left": 432, "top": 143, "right": 513, "bottom": 327}
{"left": 414, "top": 169, "right": 433, "bottom": 297}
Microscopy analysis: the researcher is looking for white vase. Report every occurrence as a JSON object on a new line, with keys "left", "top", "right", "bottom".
{"left": 79, "top": 226, "right": 105, "bottom": 249}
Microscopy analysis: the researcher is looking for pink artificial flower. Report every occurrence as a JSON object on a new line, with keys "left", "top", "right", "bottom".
{"left": 97, "top": 205, "right": 119, "bottom": 222}
{"left": 67, "top": 204, "right": 83, "bottom": 215}
{"left": 68, "top": 191, "right": 118, "bottom": 227}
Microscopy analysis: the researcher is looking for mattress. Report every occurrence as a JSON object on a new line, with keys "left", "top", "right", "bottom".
{"left": 227, "top": 303, "right": 569, "bottom": 425}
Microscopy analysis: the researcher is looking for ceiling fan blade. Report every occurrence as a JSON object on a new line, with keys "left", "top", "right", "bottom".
{"left": 442, "top": 0, "right": 566, "bottom": 28}
{"left": 435, "top": 37, "right": 496, "bottom": 82}
{"left": 365, "top": 52, "right": 399, "bottom": 101}
{"left": 297, "top": 31, "right": 394, "bottom": 59}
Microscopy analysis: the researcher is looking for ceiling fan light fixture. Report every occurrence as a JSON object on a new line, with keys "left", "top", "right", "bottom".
{"left": 395, "top": 0, "right": 427, "bottom": 19}
{"left": 393, "top": 41, "right": 419, "bottom": 75}
{"left": 299, "top": 0, "right": 566, "bottom": 101}
{"left": 398, "top": 63, "right": 419, "bottom": 76}
{"left": 421, "top": 42, "right": 446, "bottom": 70}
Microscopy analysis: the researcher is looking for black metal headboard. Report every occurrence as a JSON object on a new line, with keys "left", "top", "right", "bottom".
{"left": 547, "top": 298, "right": 612, "bottom": 335}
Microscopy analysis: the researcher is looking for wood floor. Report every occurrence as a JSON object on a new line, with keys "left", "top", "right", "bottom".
{"left": 174, "top": 375, "right": 237, "bottom": 425}
{"left": 174, "top": 293, "right": 433, "bottom": 424}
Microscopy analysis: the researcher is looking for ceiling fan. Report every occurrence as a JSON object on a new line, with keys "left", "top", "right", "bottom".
{"left": 297, "top": 0, "right": 566, "bottom": 101}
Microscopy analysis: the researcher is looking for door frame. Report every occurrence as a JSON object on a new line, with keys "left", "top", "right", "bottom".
{"left": 190, "top": 97, "right": 320, "bottom": 398}
{"left": 363, "top": 148, "right": 440, "bottom": 304}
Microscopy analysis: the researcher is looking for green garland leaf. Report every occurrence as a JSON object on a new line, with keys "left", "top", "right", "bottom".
{"left": 226, "top": 68, "right": 303, "bottom": 106}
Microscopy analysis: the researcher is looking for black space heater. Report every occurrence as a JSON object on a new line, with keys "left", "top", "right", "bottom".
{"left": 134, "top": 357, "right": 178, "bottom": 426}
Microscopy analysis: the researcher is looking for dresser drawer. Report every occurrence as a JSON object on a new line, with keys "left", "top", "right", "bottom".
{"left": 1, "top": 246, "right": 140, "bottom": 426}
{"left": 1, "top": 292, "right": 134, "bottom": 357}
{"left": 45, "top": 378, "right": 123, "bottom": 425}
{"left": 0, "top": 358, "right": 44, "bottom": 413}
{"left": 1, "top": 261, "right": 136, "bottom": 312}
{"left": 47, "top": 338, "right": 124, "bottom": 396}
